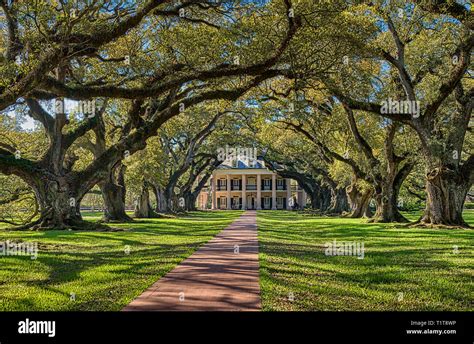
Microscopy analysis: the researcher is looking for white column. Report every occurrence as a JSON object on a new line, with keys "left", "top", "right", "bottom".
{"left": 242, "top": 174, "right": 246, "bottom": 210}
{"left": 226, "top": 174, "right": 231, "bottom": 210}
{"left": 286, "top": 178, "right": 291, "bottom": 209}
{"left": 302, "top": 190, "right": 307, "bottom": 208}
{"left": 211, "top": 176, "right": 216, "bottom": 210}
{"left": 256, "top": 174, "right": 262, "bottom": 210}
{"left": 271, "top": 174, "right": 277, "bottom": 210}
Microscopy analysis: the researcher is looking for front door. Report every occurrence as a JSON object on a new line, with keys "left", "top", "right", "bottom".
{"left": 246, "top": 195, "right": 255, "bottom": 210}
{"left": 263, "top": 197, "right": 271, "bottom": 209}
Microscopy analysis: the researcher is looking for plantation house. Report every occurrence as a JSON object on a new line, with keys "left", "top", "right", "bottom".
{"left": 197, "top": 158, "right": 307, "bottom": 210}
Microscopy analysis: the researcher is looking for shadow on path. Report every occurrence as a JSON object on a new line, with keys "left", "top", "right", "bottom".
{"left": 123, "top": 211, "right": 260, "bottom": 311}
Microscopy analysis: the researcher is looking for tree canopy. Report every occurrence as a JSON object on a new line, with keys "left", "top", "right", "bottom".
{"left": 0, "top": 0, "right": 472, "bottom": 229}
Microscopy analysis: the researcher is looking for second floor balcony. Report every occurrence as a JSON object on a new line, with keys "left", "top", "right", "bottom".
{"left": 215, "top": 178, "right": 300, "bottom": 192}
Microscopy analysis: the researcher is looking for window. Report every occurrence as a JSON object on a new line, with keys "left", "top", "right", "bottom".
{"left": 247, "top": 177, "right": 257, "bottom": 190}
{"left": 217, "top": 179, "right": 227, "bottom": 191}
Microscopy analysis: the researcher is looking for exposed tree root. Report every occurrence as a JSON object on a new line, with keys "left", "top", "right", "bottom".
{"left": 403, "top": 216, "right": 472, "bottom": 229}
{"left": 6, "top": 217, "right": 124, "bottom": 231}
{"left": 368, "top": 214, "right": 410, "bottom": 223}
{"left": 100, "top": 215, "right": 134, "bottom": 224}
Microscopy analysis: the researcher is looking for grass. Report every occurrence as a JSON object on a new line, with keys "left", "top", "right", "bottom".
{"left": 0, "top": 210, "right": 242, "bottom": 311}
{"left": 257, "top": 210, "right": 474, "bottom": 311}
{"left": 1, "top": 208, "right": 472, "bottom": 312}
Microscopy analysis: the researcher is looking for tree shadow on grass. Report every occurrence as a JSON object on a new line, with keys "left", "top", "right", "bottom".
{"left": 259, "top": 236, "right": 473, "bottom": 310}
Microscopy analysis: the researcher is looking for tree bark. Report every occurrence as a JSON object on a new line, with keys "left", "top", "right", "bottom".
{"left": 26, "top": 177, "right": 103, "bottom": 230}
{"left": 372, "top": 185, "right": 407, "bottom": 223}
{"left": 151, "top": 183, "right": 167, "bottom": 213}
{"left": 319, "top": 185, "right": 332, "bottom": 211}
{"left": 421, "top": 165, "right": 471, "bottom": 226}
{"left": 346, "top": 181, "right": 373, "bottom": 218}
{"left": 179, "top": 155, "right": 220, "bottom": 212}
{"left": 417, "top": 107, "right": 473, "bottom": 227}
{"left": 371, "top": 160, "right": 414, "bottom": 223}
{"left": 162, "top": 183, "right": 177, "bottom": 213}
{"left": 306, "top": 187, "right": 320, "bottom": 210}
{"left": 100, "top": 164, "right": 132, "bottom": 222}
{"left": 134, "top": 180, "right": 157, "bottom": 218}
{"left": 183, "top": 192, "right": 198, "bottom": 211}
{"left": 327, "top": 187, "right": 349, "bottom": 214}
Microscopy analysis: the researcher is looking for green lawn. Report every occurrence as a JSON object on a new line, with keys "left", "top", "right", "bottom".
{"left": 258, "top": 210, "right": 474, "bottom": 311}
{"left": 1, "top": 209, "right": 472, "bottom": 311}
{"left": 0, "top": 211, "right": 242, "bottom": 311}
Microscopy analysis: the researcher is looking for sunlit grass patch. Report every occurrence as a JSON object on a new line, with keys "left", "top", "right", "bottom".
{"left": 0, "top": 211, "right": 242, "bottom": 311}
{"left": 258, "top": 210, "right": 474, "bottom": 311}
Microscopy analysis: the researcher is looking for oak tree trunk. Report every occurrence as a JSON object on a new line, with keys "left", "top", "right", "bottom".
{"left": 100, "top": 164, "right": 132, "bottom": 222}
{"left": 134, "top": 181, "right": 157, "bottom": 218}
{"left": 327, "top": 187, "right": 349, "bottom": 214}
{"left": 371, "top": 163, "right": 413, "bottom": 223}
{"left": 346, "top": 182, "right": 373, "bottom": 218}
{"left": 372, "top": 187, "right": 408, "bottom": 223}
{"left": 319, "top": 185, "right": 332, "bottom": 212}
{"left": 151, "top": 184, "right": 167, "bottom": 213}
{"left": 162, "top": 183, "right": 177, "bottom": 213}
{"left": 306, "top": 188, "right": 320, "bottom": 210}
{"left": 28, "top": 177, "right": 94, "bottom": 230}
{"left": 182, "top": 192, "right": 198, "bottom": 211}
{"left": 421, "top": 166, "right": 470, "bottom": 227}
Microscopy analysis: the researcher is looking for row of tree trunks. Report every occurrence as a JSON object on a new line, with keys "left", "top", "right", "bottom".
{"left": 151, "top": 184, "right": 168, "bottom": 213}
{"left": 182, "top": 192, "right": 198, "bottom": 211}
{"left": 180, "top": 156, "right": 221, "bottom": 212}
{"left": 318, "top": 185, "right": 332, "bottom": 211}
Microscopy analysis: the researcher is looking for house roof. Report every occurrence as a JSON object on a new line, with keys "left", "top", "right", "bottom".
{"left": 216, "top": 157, "right": 266, "bottom": 170}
